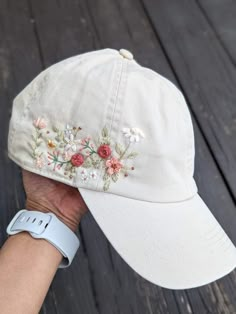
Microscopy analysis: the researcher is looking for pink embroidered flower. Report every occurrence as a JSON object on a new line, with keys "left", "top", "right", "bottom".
{"left": 33, "top": 117, "right": 46, "bottom": 129}
{"left": 71, "top": 153, "right": 84, "bottom": 167}
{"left": 81, "top": 137, "right": 91, "bottom": 145}
{"left": 106, "top": 157, "right": 123, "bottom": 175}
{"left": 35, "top": 156, "right": 45, "bottom": 169}
{"left": 97, "top": 144, "right": 112, "bottom": 159}
{"left": 62, "top": 151, "right": 74, "bottom": 161}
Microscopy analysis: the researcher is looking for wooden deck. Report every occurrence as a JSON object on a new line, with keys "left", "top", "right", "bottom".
{"left": 1, "top": 0, "right": 236, "bottom": 313}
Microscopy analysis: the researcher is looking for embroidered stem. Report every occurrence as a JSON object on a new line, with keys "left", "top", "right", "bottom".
{"left": 30, "top": 119, "right": 143, "bottom": 191}
{"left": 81, "top": 141, "right": 97, "bottom": 155}
{"left": 32, "top": 128, "right": 42, "bottom": 158}
{"left": 48, "top": 152, "right": 70, "bottom": 165}
{"left": 119, "top": 142, "right": 130, "bottom": 160}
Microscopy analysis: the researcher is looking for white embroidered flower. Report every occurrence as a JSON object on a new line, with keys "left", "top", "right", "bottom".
{"left": 64, "top": 124, "right": 73, "bottom": 138}
{"left": 80, "top": 169, "right": 89, "bottom": 182}
{"left": 122, "top": 127, "right": 145, "bottom": 143}
{"left": 35, "top": 155, "right": 45, "bottom": 169}
{"left": 89, "top": 170, "right": 97, "bottom": 180}
{"left": 64, "top": 125, "right": 81, "bottom": 152}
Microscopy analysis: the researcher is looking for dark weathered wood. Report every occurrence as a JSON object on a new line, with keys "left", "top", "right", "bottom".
{"left": 0, "top": 1, "right": 98, "bottom": 314}
{"left": 141, "top": 0, "right": 236, "bottom": 201}
{"left": 29, "top": 0, "right": 236, "bottom": 313}
{"left": 1, "top": 0, "right": 236, "bottom": 313}
{"left": 196, "top": 0, "right": 236, "bottom": 66}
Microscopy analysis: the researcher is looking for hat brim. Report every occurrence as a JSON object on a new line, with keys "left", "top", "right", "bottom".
{"left": 78, "top": 188, "right": 236, "bottom": 289}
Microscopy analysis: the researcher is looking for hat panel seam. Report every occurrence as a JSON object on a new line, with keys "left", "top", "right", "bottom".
{"left": 94, "top": 57, "right": 124, "bottom": 191}
{"left": 94, "top": 57, "right": 129, "bottom": 192}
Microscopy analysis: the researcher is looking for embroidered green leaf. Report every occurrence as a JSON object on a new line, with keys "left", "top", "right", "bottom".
{"left": 103, "top": 178, "right": 111, "bottom": 191}
{"left": 102, "top": 126, "right": 108, "bottom": 138}
{"left": 29, "top": 142, "right": 36, "bottom": 150}
{"left": 111, "top": 173, "right": 119, "bottom": 182}
{"left": 101, "top": 137, "right": 111, "bottom": 145}
{"left": 90, "top": 155, "right": 101, "bottom": 168}
{"left": 82, "top": 158, "right": 92, "bottom": 168}
{"left": 115, "top": 143, "right": 124, "bottom": 156}
{"left": 126, "top": 152, "right": 138, "bottom": 159}
{"left": 55, "top": 133, "right": 64, "bottom": 142}
{"left": 93, "top": 161, "right": 101, "bottom": 169}
{"left": 103, "top": 172, "right": 110, "bottom": 181}
{"left": 65, "top": 163, "right": 73, "bottom": 171}
{"left": 31, "top": 119, "right": 142, "bottom": 190}
{"left": 31, "top": 152, "right": 36, "bottom": 159}
{"left": 52, "top": 126, "right": 59, "bottom": 132}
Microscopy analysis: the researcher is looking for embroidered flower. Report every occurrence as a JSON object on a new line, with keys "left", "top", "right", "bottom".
{"left": 80, "top": 169, "right": 89, "bottom": 182}
{"left": 33, "top": 117, "right": 46, "bottom": 129}
{"left": 47, "top": 139, "right": 57, "bottom": 149}
{"left": 64, "top": 133, "right": 80, "bottom": 152}
{"left": 64, "top": 124, "right": 73, "bottom": 138}
{"left": 71, "top": 153, "right": 84, "bottom": 167}
{"left": 62, "top": 151, "right": 74, "bottom": 161}
{"left": 122, "top": 127, "right": 145, "bottom": 142}
{"left": 78, "top": 169, "right": 97, "bottom": 183}
{"left": 89, "top": 170, "right": 97, "bottom": 180}
{"left": 106, "top": 157, "right": 123, "bottom": 175}
{"left": 30, "top": 120, "right": 143, "bottom": 191}
{"left": 35, "top": 155, "right": 45, "bottom": 169}
{"left": 97, "top": 144, "right": 112, "bottom": 159}
{"left": 81, "top": 137, "right": 91, "bottom": 145}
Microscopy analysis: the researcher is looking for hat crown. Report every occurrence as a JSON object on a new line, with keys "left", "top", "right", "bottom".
{"left": 8, "top": 48, "right": 197, "bottom": 202}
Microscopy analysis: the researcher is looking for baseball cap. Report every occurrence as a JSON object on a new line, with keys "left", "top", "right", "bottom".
{"left": 7, "top": 48, "right": 236, "bottom": 289}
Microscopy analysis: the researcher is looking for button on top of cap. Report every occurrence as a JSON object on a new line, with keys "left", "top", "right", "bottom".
{"left": 119, "top": 49, "right": 134, "bottom": 60}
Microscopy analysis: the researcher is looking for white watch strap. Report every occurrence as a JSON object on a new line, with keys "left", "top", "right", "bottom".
{"left": 6, "top": 209, "right": 80, "bottom": 268}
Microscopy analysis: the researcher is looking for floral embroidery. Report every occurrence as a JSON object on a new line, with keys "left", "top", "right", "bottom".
{"left": 97, "top": 144, "right": 112, "bottom": 159}
{"left": 35, "top": 155, "right": 46, "bottom": 169}
{"left": 30, "top": 117, "right": 144, "bottom": 191}
{"left": 106, "top": 157, "right": 123, "bottom": 175}
{"left": 33, "top": 117, "right": 47, "bottom": 129}
{"left": 122, "top": 127, "right": 145, "bottom": 142}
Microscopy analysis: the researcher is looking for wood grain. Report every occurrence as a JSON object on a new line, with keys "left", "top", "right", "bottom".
{"left": 0, "top": 0, "right": 236, "bottom": 313}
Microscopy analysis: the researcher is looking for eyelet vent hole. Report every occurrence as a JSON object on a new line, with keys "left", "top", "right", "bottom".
{"left": 38, "top": 220, "right": 43, "bottom": 225}
{"left": 32, "top": 218, "right": 36, "bottom": 223}
{"left": 19, "top": 216, "right": 25, "bottom": 222}
{"left": 26, "top": 217, "right": 30, "bottom": 222}
{"left": 45, "top": 223, "right": 49, "bottom": 229}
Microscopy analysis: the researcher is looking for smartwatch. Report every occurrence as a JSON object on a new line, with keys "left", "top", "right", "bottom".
{"left": 6, "top": 209, "right": 80, "bottom": 268}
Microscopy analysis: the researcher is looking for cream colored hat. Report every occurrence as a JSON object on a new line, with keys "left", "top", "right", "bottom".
{"left": 8, "top": 48, "right": 236, "bottom": 289}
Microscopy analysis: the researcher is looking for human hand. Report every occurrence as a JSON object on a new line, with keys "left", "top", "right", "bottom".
{"left": 22, "top": 169, "right": 88, "bottom": 232}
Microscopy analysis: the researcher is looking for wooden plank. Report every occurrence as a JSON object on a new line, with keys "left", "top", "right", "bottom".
{"left": 141, "top": 0, "right": 236, "bottom": 200}
{"left": 196, "top": 0, "right": 236, "bottom": 66}
{"left": 81, "top": 0, "right": 236, "bottom": 313}
{"left": 0, "top": 1, "right": 98, "bottom": 314}
{"left": 2, "top": 0, "right": 236, "bottom": 312}
{"left": 28, "top": 0, "right": 98, "bottom": 67}
{"left": 30, "top": 0, "right": 236, "bottom": 313}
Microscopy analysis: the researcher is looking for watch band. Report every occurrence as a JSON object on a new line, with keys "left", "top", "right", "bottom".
{"left": 6, "top": 209, "right": 80, "bottom": 268}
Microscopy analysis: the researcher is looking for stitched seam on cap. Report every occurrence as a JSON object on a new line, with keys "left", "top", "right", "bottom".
{"left": 95, "top": 57, "right": 124, "bottom": 191}
{"left": 111, "top": 59, "right": 128, "bottom": 138}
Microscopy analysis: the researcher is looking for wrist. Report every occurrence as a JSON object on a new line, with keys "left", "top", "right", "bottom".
{"left": 25, "top": 199, "right": 78, "bottom": 232}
